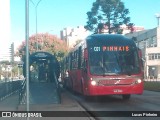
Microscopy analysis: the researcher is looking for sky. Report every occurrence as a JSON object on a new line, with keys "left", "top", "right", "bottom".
{"left": 10, "top": 0, "right": 160, "bottom": 49}
{"left": 0, "top": 0, "right": 10, "bottom": 51}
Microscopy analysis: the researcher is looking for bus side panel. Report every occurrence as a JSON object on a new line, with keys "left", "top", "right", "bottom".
{"left": 76, "top": 69, "right": 83, "bottom": 93}
{"left": 70, "top": 70, "right": 75, "bottom": 91}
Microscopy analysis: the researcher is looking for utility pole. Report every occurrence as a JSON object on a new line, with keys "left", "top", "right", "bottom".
{"left": 10, "top": 42, "right": 14, "bottom": 81}
{"left": 10, "top": 42, "right": 14, "bottom": 63}
{"left": 25, "top": 0, "right": 30, "bottom": 114}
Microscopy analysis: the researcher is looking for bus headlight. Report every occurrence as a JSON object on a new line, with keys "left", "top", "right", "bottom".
{"left": 136, "top": 79, "right": 142, "bottom": 84}
{"left": 91, "top": 81, "right": 96, "bottom": 86}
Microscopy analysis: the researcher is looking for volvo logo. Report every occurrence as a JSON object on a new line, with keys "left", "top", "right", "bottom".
{"left": 115, "top": 80, "right": 120, "bottom": 84}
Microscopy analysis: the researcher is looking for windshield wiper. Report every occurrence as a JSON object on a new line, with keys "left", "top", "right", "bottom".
{"left": 121, "top": 70, "right": 132, "bottom": 76}
{"left": 126, "top": 71, "right": 132, "bottom": 76}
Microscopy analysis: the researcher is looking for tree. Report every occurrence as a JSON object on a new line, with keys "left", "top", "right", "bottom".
{"left": 17, "top": 33, "right": 69, "bottom": 61}
{"left": 84, "top": 0, "right": 134, "bottom": 34}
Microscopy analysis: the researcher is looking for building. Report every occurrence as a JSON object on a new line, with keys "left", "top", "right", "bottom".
{"left": 0, "top": 42, "right": 14, "bottom": 62}
{"left": 120, "top": 25, "right": 144, "bottom": 34}
{"left": 0, "top": 0, "right": 11, "bottom": 62}
{"left": 99, "top": 24, "right": 144, "bottom": 34}
{"left": 60, "top": 25, "right": 144, "bottom": 49}
{"left": 125, "top": 27, "right": 160, "bottom": 79}
{"left": 0, "top": 46, "right": 12, "bottom": 62}
{"left": 60, "top": 26, "right": 90, "bottom": 48}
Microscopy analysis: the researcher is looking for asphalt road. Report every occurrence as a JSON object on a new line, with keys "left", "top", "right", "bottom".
{"left": 68, "top": 90, "right": 160, "bottom": 120}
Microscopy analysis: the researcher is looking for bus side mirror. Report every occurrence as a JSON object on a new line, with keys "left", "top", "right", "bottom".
{"left": 138, "top": 48, "right": 142, "bottom": 58}
{"left": 84, "top": 48, "right": 88, "bottom": 59}
{"left": 138, "top": 48, "right": 143, "bottom": 69}
{"left": 82, "top": 60, "right": 87, "bottom": 73}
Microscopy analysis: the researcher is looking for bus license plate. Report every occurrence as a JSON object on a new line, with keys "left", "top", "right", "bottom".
{"left": 113, "top": 89, "right": 123, "bottom": 93}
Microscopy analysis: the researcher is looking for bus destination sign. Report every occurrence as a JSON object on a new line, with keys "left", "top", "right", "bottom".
{"left": 93, "top": 46, "right": 129, "bottom": 52}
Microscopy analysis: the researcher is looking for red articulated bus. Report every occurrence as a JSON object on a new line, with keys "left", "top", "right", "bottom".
{"left": 61, "top": 34, "right": 144, "bottom": 100}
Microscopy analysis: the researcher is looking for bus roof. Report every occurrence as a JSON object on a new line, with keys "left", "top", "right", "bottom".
{"left": 65, "top": 34, "right": 136, "bottom": 57}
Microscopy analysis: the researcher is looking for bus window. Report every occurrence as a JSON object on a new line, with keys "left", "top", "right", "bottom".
{"left": 89, "top": 47, "right": 140, "bottom": 75}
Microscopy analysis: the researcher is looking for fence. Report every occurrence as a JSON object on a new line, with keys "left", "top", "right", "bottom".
{"left": 144, "top": 77, "right": 160, "bottom": 82}
{"left": 0, "top": 80, "right": 23, "bottom": 101}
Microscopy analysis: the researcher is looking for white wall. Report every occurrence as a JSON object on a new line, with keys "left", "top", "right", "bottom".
{"left": 0, "top": 0, "right": 11, "bottom": 61}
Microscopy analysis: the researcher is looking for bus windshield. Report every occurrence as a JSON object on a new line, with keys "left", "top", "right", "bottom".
{"left": 89, "top": 46, "right": 140, "bottom": 76}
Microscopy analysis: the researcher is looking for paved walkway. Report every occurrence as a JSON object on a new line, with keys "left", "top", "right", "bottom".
{"left": 29, "top": 83, "right": 60, "bottom": 104}
{"left": 0, "top": 92, "right": 19, "bottom": 111}
{"left": 0, "top": 89, "right": 95, "bottom": 120}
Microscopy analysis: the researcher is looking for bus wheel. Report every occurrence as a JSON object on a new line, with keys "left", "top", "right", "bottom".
{"left": 70, "top": 79, "right": 76, "bottom": 95}
{"left": 122, "top": 94, "right": 131, "bottom": 100}
{"left": 80, "top": 80, "right": 84, "bottom": 95}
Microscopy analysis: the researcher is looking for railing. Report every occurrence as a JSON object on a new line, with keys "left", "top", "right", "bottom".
{"left": 0, "top": 80, "right": 22, "bottom": 101}
{"left": 144, "top": 77, "right": 160, "bottom": 92}
{"left": 144, "top": 76, "right": 160, "bottom": 82}
{"left": 18, "top": 79, "right": 26, "bottom": 104}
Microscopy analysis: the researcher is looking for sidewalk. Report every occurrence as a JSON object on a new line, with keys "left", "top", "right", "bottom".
{"left": 18, "top": 90, "right": 87, "bottom": 111}
{"left": 0, "top": 89, "right": 95, "bottom": 120}
{"left": 0, "top": 92, "right": 19, "bottom": 111}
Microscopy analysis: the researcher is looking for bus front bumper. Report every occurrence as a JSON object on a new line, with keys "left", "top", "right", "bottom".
{"left": 85, "top": 83, "right": 143, "bottom": 96}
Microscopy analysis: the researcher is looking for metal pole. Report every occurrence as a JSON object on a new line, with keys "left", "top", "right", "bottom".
{"left": 35, "top": 7, "right": 38, "bottom": 51}
{"left": 157, "top": 17, "right": 160, "bottom": 27}
{"left": 36, "top": 0, "right": 42, "bottom": 51}
{"left": 30, "top": 0, "right": 42, "bottom": 51}
{"left": 25, "top": 0, "right": 30, "bottom": 113}
{"left": 18, "top": 66, "right": 19, "bottom": 79}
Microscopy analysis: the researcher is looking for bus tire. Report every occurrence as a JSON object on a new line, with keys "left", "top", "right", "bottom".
{"left": 122, "top": 94, "right": 131, "bottom": 100}
{"left": 80, "top": 80, "right": 84, "bottom": 95}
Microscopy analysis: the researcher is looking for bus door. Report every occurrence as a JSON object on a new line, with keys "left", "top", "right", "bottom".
{"left": 81, "top": 48, "right": 89, "bottom": 95}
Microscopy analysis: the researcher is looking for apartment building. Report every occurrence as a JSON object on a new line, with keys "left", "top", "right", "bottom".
{"left": 125, "top": 27, "right": 160, "bottom": 79}
{"left": 60, "top": 26, "right": 90, "bottom": 48}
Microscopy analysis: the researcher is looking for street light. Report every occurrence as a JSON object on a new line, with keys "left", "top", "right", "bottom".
{"left": 155, "top": 13, "right": 160, "bottom": 27}
{"left": 30, "top": 0, "right": 43, "bottom": 51}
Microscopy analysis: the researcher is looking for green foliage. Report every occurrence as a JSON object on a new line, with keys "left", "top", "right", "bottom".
{"left": 144, "top": 81, "right": 160, "bottom": 92}
{"left": 0, "top": 62, "right": 22, "bottom": 79}
{"left": 17, "top": 33, "right": 69, "bottom": 61}
{"left": 85, "top": 0, "right": 134, "bottom": 34}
